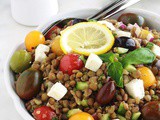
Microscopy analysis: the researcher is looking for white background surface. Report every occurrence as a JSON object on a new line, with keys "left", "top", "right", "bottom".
{"left": 1, "top": 0, "right": 160, "bottom": 119}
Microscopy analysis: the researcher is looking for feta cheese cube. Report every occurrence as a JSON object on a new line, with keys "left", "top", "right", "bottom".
{"left": 115, "top": 30, "right": 131, "bottom": 38}
{"left": 35, "top": 44, "right": 50, "bottom": 62}
{"left": 47, "top": 82, "right": 67, "bottom": 101}
{"left": 98, "top": 21, "right": 116, "bottom": 31}
{"left": 85, "top": 53, "right": 102, "bottom": 72}
{"left": 125, "top": 79, "right": 145, "bottom": 99}
{"left": 152, "top": 44, "right": 160, "bottom": 57}
{"left": 135, "top": 27, "right": 141, "bottom": 37}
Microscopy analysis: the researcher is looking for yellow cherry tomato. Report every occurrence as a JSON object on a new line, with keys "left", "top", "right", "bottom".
{"left": 69, "top": 112, "right": 94, "bottom": 120}
{"left": 51, "top": 36, "right": 64, "bottom": 56}
{"left": 25, "top": 30, "right": 45, "bottom": 52}
{"left": 138, "top": 67, "right": 156, "bottom": 88}
{"left": 140, "top": 30, "right": 149, "bottom": 39}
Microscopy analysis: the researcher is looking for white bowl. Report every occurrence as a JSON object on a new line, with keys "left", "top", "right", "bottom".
{"left": 4, "top": 8, "right": 160, "bottom": 120}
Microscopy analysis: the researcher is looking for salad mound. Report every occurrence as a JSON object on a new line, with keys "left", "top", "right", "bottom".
{"left": 10, "top": 13, "right": 160, "bottom": 120}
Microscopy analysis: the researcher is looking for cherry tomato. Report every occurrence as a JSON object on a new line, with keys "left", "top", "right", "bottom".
{"left": 25, "top": 30, "right": 45, "bottom": 52}
{"left": 45, "top": 26, "right": 60, "bottom": 40}
{"left": 142, "top": 101, "right": 160, "bottom": 120}
{"left": 51, "top": 36, "right": 64, "bottom": 56}
{"left": 137, "top": 67, "right": 156, "bottom": 88}
{"left": 59, "top": 54, "right": 84, "bottom": 75}
{"left": 69, "top": 112, "right": 94, "bottom": 120}
{"left": 33, "top": 106, "right": 57, "bottom": 120}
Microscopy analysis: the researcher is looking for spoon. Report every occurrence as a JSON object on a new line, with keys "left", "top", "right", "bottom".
{"left": 42, "top": 0, "right": 140, "bottom": 36}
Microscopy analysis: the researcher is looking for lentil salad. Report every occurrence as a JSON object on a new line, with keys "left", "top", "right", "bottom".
{"left": 9, "top": 13, "right": 160, "bottom": 120}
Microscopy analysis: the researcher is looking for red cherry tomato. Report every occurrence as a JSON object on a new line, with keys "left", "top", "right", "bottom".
{"left": 59, "top": 54, "right": 84, "bottom": 75}
{"left": 33, "top": 106, "right": 57, "bottom": 120}
{"left": 45, "top": 26, "right": 60, "bottom": 40}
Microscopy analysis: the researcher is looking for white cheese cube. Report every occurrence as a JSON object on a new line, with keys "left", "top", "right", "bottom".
{"left": 152, "top": 44, "right": 160, "bottom": 57}
{"left": 98, "top": 21, "right": 116, "bottom": 31}
{"left": 115, "top": 30, "right": 131, "bottom": 38}
{"left": 127, "top": 24, "right": 134, "bottom": 30}
{"left": 135, "top": 27, "right": 141, "bottom": 37}
{"left": 47, "top": 82, "right": 67, "bottom": 101}
{"left": 35, "top": 44, "right": 50, "bottom": 62}
{"left": 125, "top": 79, "right": 145, "bottom": 99}
{"left": 85, "top": 53, "right": 102, "bottom": 72}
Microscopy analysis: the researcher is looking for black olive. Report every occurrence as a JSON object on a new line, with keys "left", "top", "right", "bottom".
{"left": 114, "top": 37, "right": 136, "bottom": 51}
{"left": 72, "top": 18, "right": 87, "bottom": 25}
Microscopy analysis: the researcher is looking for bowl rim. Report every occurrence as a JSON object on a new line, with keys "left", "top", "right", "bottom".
{"left": 4, "top": 8, "right": 160, "bottom": 120}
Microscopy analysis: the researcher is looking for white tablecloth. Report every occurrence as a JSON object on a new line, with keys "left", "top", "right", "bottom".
{"left": 0, "top": 0, "right": 160, "bottom": 119}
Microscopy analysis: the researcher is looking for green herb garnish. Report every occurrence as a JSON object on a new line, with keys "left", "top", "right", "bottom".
{"left": 122, "top": 48, "right": 156, "bottom": 68}
{"left": 108, "top": 62, "right": 123, "bottom": 87}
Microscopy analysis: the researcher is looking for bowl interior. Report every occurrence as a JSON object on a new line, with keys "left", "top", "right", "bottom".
{"left": 5, "top": 8, "right": 160, "bottom": 120}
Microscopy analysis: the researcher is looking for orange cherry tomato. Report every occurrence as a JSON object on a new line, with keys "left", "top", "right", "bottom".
{"left": 137, "top": 67, "right": 156, "bottom": 88}
{"left": 25, "top": 30, "right": 45, "bottom": 52}
{"left": 51, "top": 36, "right": 64, "bottom": 56}
{"left": 69, "top": 112, "right": 94, "bottom": 120}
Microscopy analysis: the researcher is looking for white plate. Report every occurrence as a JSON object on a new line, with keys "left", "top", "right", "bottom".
{"left": 4, "top": 8, "right": 160, "bottom": 120}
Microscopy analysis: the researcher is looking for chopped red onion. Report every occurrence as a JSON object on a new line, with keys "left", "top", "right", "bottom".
{"left": 147, "top": 33, "right": 154, "bottom": 42}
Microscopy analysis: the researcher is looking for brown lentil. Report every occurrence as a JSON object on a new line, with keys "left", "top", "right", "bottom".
{"left": 150, "top": 89, "right": 155, "bottom": 95}
{"left": 49, "top": 98, "right": 55, "bottom": 105}
{"left": 87, "top": 98, "right": 94, "bottom": 106}
{"left": 76, "top": 72, "right": 83, "bottom": 78}
{"left": 62, "top": 108, "right": 69, "bottom": 113}
{"left": 131, "top": 106, "right": 139, "bottom": 113}
{"left": 69, "top": 80, "right": 76, "bottom": 87}
{"left": 110, "top": 112, "right": 117, "bottom": 119}
{"left": 48, "top": 72, "right": 56, "bottom": 81}
{"left": 96, "top": 69, "right": 103, "bottom": 76}
{"left": 75, "top": 90, "right": 82, "bottom": 98}
{"left": 57, "top": 71, "right": 64, "bottom": 80}
{"left": 144, "top": 95, "right": 151, "bottom": 101}
{"left": 123, "top": 94, "right": 128, "bottom": 101}
{"left": 125, "top": 110, "right": 132, "bottom": 119}
{"left": 41, "top": 93, "right": 48, "bottom": 102}
{"left": 62, "top": 100, "right": 69, "bottom": 108}
{"left": 116, "top": 95, "right": 123, "bottom": 101}
{"left": 108, "top": 106, "right": 115, "bottom": 114}
{"left": 87, "top": 71, "right": 96, "bottom": 77}
{"left": 88, "top": 108, "right": 95, "bottom": 114}
{"left": 127, "top": 98, "right": 135, "bottom": 104}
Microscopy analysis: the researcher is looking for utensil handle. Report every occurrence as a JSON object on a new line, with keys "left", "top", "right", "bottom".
{"left": 88, "top": 0, "right": 140, "bottom": 20}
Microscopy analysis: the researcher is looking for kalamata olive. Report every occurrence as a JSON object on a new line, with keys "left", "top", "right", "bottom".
{"left": 10, "top": 50, "right": 32, "bottom": 73}
{"left": 114, "top": 37, "right": 136, "bottom": 51}
{"left": 142, "top": 101, "right": 160, "bottom": 120}
{"left": 92, "top": 113, "right": 98, "bottom": 120}
{"left": 118, "top": 13, "right": 146, "bottom": 27}
{"left": 96, "top": 81, "right": 116, "bottom": 106}
{"left": 16, "top": 68, "right": 43, "bottom": 100}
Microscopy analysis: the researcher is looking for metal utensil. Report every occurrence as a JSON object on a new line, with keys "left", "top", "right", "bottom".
{"left": 42, "top": 0, "right": 140, "bottom": 35}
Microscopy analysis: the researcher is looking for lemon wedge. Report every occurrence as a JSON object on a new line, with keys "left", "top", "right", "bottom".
{"left": 60, "top": 22, "right": 115, "bottom": 56}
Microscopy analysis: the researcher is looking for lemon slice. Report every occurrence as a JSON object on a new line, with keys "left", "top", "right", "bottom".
{"left": 60, "top": 22, "right": 115, "bottom": 56}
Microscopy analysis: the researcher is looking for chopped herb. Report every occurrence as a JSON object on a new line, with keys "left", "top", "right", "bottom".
{"left": 122, "top": 48, "right": 156, "bottom": 68}
{"left": 79, "top": 55, "right": 86, "bottom": 64}
{"left": 88, "top": 19, "right": 97, "bottom": 22}
{"left": 52, "top": 117, "right": 58, "bottom": 120}
{"left": 108, "top": 62, "right": 124, "bottom": 87}
{"left": 146, "top": 42, "right": 154, "bottom": 49}
{"left": 152, "top": 95, "right": 159, "bottom": 100}
{"left": 99, "top": 52, "right": 115, "bottom": 63}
